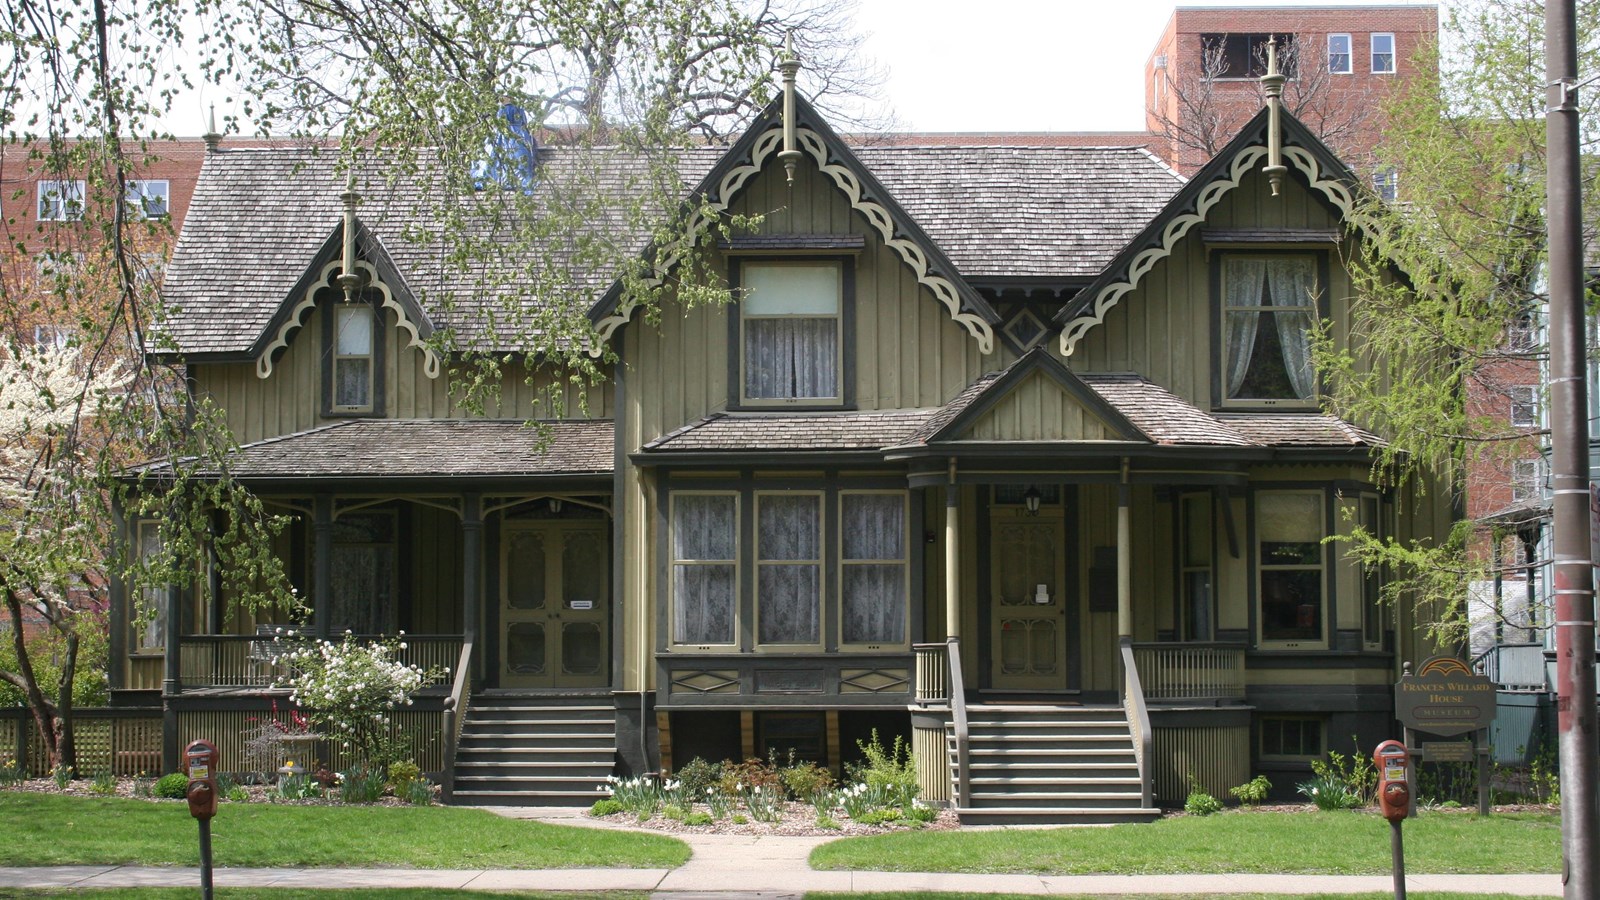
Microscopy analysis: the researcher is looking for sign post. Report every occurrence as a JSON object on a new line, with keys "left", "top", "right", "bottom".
{"left": 185, "top": 739, "right": 219, "bottom": 900}
{"left": 1394, "top": 657, "right": 1497, "bottom": 816}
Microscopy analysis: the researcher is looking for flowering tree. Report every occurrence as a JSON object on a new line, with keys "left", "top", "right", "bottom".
{"left": 273, "top": 631, "right": 445, "bottom": 768}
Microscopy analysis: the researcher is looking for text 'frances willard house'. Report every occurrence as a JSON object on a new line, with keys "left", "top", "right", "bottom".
{"left": 113, "top": 64, "right": 1450, "bottom": 822}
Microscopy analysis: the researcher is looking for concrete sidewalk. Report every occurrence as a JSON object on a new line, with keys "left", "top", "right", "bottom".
{"left": 0, "top": 806, "right": 1565, "bottom": 896}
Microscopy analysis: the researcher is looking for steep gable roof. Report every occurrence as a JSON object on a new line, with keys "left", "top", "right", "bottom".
{"left": 916, "top": 348, "right": 1149, "bottom": 444}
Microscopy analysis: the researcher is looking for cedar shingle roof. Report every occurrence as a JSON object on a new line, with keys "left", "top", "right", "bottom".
{"left": 1076, "top": 374, "right": 1253, "bottom": 447}
{"left": 162, "top": 142, "right": 1181, "bottom": 355}
{"left": 643, "top": 410, "right": 935, "bottom": 452}
{"left": 139, "top": 419, "right": 613, "bottom": 478}
{"left": 1216, "top": 413, "right": 1385, "bottom": 448}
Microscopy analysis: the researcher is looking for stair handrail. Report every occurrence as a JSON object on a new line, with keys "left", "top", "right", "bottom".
{"left": 947, "top": 637, "right": 971, "bottom": 809}
{"left": 1119, "top": 636, "right": 1153, "bottom": 810}
{"left": 440, "top": 630, "right": 475, "bottom": 804}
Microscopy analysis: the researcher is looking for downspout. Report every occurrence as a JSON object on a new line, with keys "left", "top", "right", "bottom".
{"left": 1118, "top": 458, "right": 1132, "bottom": 639}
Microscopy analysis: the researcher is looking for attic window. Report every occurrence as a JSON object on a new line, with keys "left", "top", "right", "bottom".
{"left": 1000, "top": 308, "right": 1048, "bottom": 354}
{"left": 1219, "top": 253, "right": 1320, "bottom": 407}
{"left": 734, "top": 259, "right": 850, "bottom": 407}
{"left": 323, "top": 296, "right": 385, "bottom": 417}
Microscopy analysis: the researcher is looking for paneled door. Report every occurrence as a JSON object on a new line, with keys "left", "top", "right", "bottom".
{"left": 500, "top": 522, "right": 609, "bottom": 688}
{"left": 989, "top": 510, "right": 1069, "bottom": 691}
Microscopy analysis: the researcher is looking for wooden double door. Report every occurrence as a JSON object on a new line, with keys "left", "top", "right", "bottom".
{"left": 989, "top": 509, "right": 1074, "bottom": 692}
{"left": 499, "top": 522, "right": 609, "bottom": 688}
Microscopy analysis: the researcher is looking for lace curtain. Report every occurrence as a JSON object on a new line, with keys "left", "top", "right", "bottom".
{"left": 1266, "top": 257, "right": 1316, "bottom": 400}
{"left": 745, "top": 318, "right": 838, "bottom": 399}
{"left": 673, "top": 494, "right": 737, "bottom": 644}
{"left": 1224, "top": 256, "right": 1316, "bottom": 401}
{"left": 1224, "top": 258, "right": 1266, "bottom": 397}
{"left": 757, "top": 495, "right": 820, "bottom": 644}
{"left": 840, "top": 494, "right": 906, "bottom": 644}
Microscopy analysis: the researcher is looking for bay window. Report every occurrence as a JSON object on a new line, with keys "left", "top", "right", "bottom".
{"left": 736, "top": 260, "right": 845, "bottom": 406}
{"left": 1220, "top": 254, "right": 1320, "bottom": 406}
{"left": 133, "top": 521, "right": 166, "bottom": 654}
{"left": 1179, "top": 493, "right": 1214, "bottom": 641}
{"left": 756, "top": 493, "right": 822, "bottom": 646}
{"left": 1257, "top": 490, "right": 1326, "bottom": 646}
{"left": 672, "top": 493, "right": 739, "bottom": 646}
{"left": 840, "top": 492, "right": 908, "bottom": 647}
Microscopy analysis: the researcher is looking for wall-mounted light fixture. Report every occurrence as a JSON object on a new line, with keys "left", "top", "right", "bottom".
{"left": 1023, "top": 486, "right": 1042, "bottom": 517}
{"left": 548, "top": 497, "right": 564, "bottom": 514}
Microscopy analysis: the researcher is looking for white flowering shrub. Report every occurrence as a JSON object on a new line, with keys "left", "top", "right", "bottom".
{"left": 273, "top": 630, "right": 446, "bottom": 767}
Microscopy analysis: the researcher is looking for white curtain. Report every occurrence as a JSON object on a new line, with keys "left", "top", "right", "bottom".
{"left": 673, "top": 495, "right": 736, "bottom": 644}
{"left": 758, "top": 495, "right": 820, "bottom": 644}
{"left": 1224, "top": 258, "right": 1267, "bottom": 397}
{"left": 841, "top": 494, "right": 906, "bottom": 644}
{"left": 1266, "top": 257, "right": 1317, "bottom": 400}
{"left": 745, "top": 318, "right": 838, "bottom": 400}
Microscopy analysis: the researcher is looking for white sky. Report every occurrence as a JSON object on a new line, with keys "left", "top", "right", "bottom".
{"left": 850, "top": 0, "right": 1441, "bottom": 132}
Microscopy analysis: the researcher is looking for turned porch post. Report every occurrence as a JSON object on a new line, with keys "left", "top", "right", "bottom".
{"left": 461, "top": 492, "right": 483, "bottom": 642}
{"left": 1117, "top": 458, "right": 1132, "bottom": 639}
{"left": 945, "top": 462, "right": 960, "bottom": 641}
{"left": 313, "top": 493, "right": 333, "bottom": 638}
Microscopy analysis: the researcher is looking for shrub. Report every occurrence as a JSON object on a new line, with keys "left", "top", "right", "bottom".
{"left": 779, "top": 759, "right": 834, "bottom": 802}
{"left": 674, "top": 757, "right": 723, "bottom": 799}
{"left": 155, "top": 773, "right": 189, "bottom": 799}
{"left": 1229, "top": 774, "right": 1272, "bottom": 806}
{"left": 1184, "top": 778, "right": 1223, "bottom": 816}
{"left": 226, "top": 786, "right": 249, "bottom": 803}
{"left": 815, "top": 814, "right": 841, "bottom": 830}
{"left": 719, "top": 757, "right": 782, "bottom": 797}
{"left": 853, "top": 808, "right": 900, "bottom": 826}
{"left": 662, "top": 804, "right": 688, "bottom": 821}
{"left": 1310, "top": 742, "right": 1377, "bottom": 806}
{"left": 847, "top": 730, "right": 918, "bottom": 810}
{"left": 905, "top": 804, "right": 937, "bottom": 823}
{"left": 339, "top": 764, "right": 386, "bottom": 803}
{"left": 682, "top": 810, "right": 712, "bottom": 826}
{"left": 590, "top": 798, "right": 625, "bottom": 817}
{"left": 388, "top": 760, "right": 421, "bottom": 794}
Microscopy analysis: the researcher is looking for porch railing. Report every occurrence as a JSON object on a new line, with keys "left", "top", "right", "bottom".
{"left": 1472, "top": 643, "right": 1548, "bottom": 691}
{"left": 1131, "top": 642, "right": 1247, "bottom": 702}
{"left": 177, "top": 634, "right": 463, "bottom": 689}
{"left": 440, "top": 631, "right": 475, "bottom": 804}
{"left": 1119, "top": 637, "right": 1154, "bottom": 810}
{"left": 911, "top": 639, "right": 970, "bottom": 808}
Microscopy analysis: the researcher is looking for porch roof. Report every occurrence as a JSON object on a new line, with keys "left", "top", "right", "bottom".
{"left": 135, "top": 419, "right": 614, "bottom": 480}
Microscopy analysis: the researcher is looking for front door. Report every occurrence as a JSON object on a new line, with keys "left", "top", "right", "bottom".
{"left": 989, "top": 509, "right": 1069, "bottom": 691}
{"left": 500, "top": 522, "right": 609, "bottom": 688}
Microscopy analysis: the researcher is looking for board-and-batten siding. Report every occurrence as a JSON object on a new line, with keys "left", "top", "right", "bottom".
{"left": 193, "top": 306, "right": 609, "bottom": 446}
{"left": 963, "top": 371, "right": 1116, "bottom": 442}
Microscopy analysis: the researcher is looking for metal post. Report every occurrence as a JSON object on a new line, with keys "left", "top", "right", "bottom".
{"left": 1389, "top": 819, "right": 1407, "bottom": 900}
{"left": 197, "top": 817, "right": 213, "bottom": 900}
{"left": 1545, "top": 4, "right": 1600, "bottom": 896}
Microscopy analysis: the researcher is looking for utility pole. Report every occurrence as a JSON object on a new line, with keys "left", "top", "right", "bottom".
{"left": 1544, "top": 3, "right": 1599, "bottom": 897}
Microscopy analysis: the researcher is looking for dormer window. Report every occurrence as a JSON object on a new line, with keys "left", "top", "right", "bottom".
{"left": 325, "top": 300, "right": 383, "bottom": 415}
{"left": 734, "top": 259, "right": 850, "bottom": 407}
{"left": 1218, "top": 253, "right": 1322, "bottom": 407}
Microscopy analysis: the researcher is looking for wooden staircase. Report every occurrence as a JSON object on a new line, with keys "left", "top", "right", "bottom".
{"left": 448, "top": 692, "right": 616, "bottom": 806}
{"left": 950, "top": 703, "right": 1161, "bottom": 825}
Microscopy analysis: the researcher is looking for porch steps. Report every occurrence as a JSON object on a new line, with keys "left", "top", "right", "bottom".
{"left": 449, "top": 693, "right": 616, "bottom": 806}
{"left": 949, "top": 704, "right": 1161, "bottom": 826}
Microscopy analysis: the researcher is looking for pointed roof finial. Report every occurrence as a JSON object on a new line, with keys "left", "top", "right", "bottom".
{"left": 778, "top": 32, "right": 803, "bottom": 188}
{"left": 1261, "top": 35, "right": 1288, "bottom": 197}
{"left": 338, "top": 173, "right": 363, "bottom": 302}
{"left": 203, "top": 104, "right": 222, "bottom": 153}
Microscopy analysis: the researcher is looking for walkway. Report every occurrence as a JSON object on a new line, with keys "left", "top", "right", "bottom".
{"left": 0, "top": 807, "right": 1564, "bottom": 896}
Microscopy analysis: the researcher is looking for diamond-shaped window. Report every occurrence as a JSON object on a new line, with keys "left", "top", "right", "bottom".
{"left": 1002, "top": 308, "right": 1048, "bottom": 354}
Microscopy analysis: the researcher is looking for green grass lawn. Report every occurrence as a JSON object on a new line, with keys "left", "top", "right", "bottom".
{"left": 3, "top": 892, "right": 644, "bottom": 900}
{"left": 0, "top": 793, "right": 688, "bottom": 869}
{"left": 809, "top": 894, "right": 1537, "bottom": 900}
{"left": 808, "top": 810, "right": 1561, "bottom": 875}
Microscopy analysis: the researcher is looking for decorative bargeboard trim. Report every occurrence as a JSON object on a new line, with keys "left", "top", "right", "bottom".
{"left": 256, "top": 260, "right": 441, "bottom": 380}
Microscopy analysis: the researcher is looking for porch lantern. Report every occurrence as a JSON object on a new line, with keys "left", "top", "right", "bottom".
{"left": 548, "top": 497, "right": 563, "bottom": 514}
{"left": 1023, "top": 486, "right": 1042, "bottom": 517}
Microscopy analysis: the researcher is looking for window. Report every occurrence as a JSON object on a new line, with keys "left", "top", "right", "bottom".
{"left": 37, "top": 180, "right": 85, "bottom": 221}
{"left": 126, "top": 179, "right": 169, "bottom": 219}
{"left": 1260, "top": 716, "right": 1324, "bottom": 759}
{"left": 1512, "top": 459, "right": 1546, "bottom": 502}
{"left": 1328, "top": 34, "right": 1352, "bottom": 73}
{"left": 134, "top": 521, "right": 166, "bottom": 654}
{"left": 329, "top": 511, "right": 396, "bottom": 634}
{"left": 32, "top": 325, "right": 71, "bottom": 350}
{"left": 1373, "top": 167, "right": 1399, "bottom": 203}
{"left": 1200, "top": 33, "right": 1296, "bottom": 78}
{"left": 1371, "top": 33, "right": 1396, "bottom": 74}
{"left": 1220, "top": 254, "right": 1320, "bottom": 405}
{"left": 756, "top": 493, "right": 822, "bottom": 646}
{"left": 1510, "top": 385, "right": 1539, "bottom": 428}
{"left": 840, "top": 492, "right": 908, "bottom": 647}
{"left": 329, "top": 303, "right": 377, "bottom": 412}
{"left": 1359, "top": 495, "right": 1386, "bottom": 648}
{"left": 672, "top": 493, "right": 738, "bottom": 646}
{"left": 1257, "top": 491, "right": 1325, "bottom": 645}
{"left": 737, "top": 260, "right": 843, "bottom": 405}
{"left": 1179, "top": 493, "right": 1214, "bottom": 641}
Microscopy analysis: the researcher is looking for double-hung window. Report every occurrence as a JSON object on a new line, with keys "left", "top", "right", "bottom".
{"left": 1510, "top": 385, "right": 1539, "bottom": 428}
{"left": 37, "top": 180, "right": 85, "bottom": 221}
{"left": 1327, "top": 34, "right": 1352, "bottom": 74}
{"left": 126, "top": 179, "right": 170, "bottom": 219}
{"left": 1371, "top": 33, "right": 1396, "bottom": 74}
{"left": 738, "top": 260, "right": 843, "bottom": 405}
{"left": 1359, "top": 494, "right": 1386, "bottom": 649}
{"left": 1179, "top": 493, "right": 1214, "bottom": 641}
{"left": 1256, "top": 491, "right": 1326, "bottom": 646}
{"left": 757, "top": 493, "right": 823, "bottom": 646}
{"left": 840, "top": 492, "right": 908, "bottom": 648}
{"left": 672, "top": 493, "right": 739, "bottom": 647}
{"left": 1220, "top": 254, "right": 1320, "bottom": 406}
{"left": 329, "top": 302, "right": 378, "bottom": 413}
{"left": 133, "top": 520, "right": 167, "bottom": 654}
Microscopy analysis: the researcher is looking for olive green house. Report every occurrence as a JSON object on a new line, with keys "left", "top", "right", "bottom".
{"left": 114, "top": 89, "right": 1450, "bottom": 823}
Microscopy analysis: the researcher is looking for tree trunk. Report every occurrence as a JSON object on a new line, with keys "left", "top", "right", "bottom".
{"left": 3, "top": 586, "right": 61, "bottom": 772}
{"left": 55, "top": 631, "right": 79, "bottom": 775}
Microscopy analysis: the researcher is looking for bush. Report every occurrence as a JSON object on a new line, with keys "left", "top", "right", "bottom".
{"left": 1184, "top": 783, "right": 1223, "bottom": 816}
{"left": 590, "top": 798, "right": 625, "bottom": 817}
{"left": 779, "top": 759, "right": 834, "bottom": 802}
{"left": 847, "top": 730, "right": 918, "bottom": 809}
{"left": 226, "top": 786, "right": 249, "bottom": 803}
{"left": 339, "top": 765, "right": 385, "bottom": 803}
{"left": 719, "top": 757, "right": 782, "bottom": 796}
{"left": 674, "top": 757, "right": 723, "bottom": 799}
{"left": 404, "top": 779, "right": 433, "bottom": 806}
{"left": 387, "top": 760, "right": 421, "bottom": 793}
{"left": 155, "top": 773, "right": 189, "bottom": 799}
{"left": 905, "top": 804, "right": 937, "bottom": 823}
{"left": 682, "top": 810, "right": 712, "bottom": 826}
{"left": 1229, "top": 774, "right": 1272, "bottom": 806}
{"left": 1310, "top": 742, "right": 1376, "bottom": 806}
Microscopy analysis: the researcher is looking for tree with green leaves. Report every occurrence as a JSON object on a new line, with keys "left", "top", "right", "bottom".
{"left": 0, "top": 0, "right": 879, "bottom": 774}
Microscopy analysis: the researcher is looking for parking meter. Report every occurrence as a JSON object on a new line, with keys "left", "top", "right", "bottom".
{"left": 1373, "top": 740, "right": 1411, "bottom": 822}
{"left": 185, "top": 739, "right": 219, "bottom": 820}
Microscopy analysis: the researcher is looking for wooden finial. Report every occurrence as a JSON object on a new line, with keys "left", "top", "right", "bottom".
{"left": 203, "top": 104, "right": 222, "bottom": 153}
{"left": 338, "top": 175, "right": 362, "bottom": 302}
{"left": 778, "top": 33, "right": 803, "bottom": 188}
{"left": 1261, "top": 36, "right": 1288, "bottom": 197}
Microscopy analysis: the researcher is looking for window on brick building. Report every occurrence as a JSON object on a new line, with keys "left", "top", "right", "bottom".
{"left": 1373, "top": 167, "right": 1399, "bottom": 202}
{"left": 1509, "top": 385, "right": 1539, "bottom": 429}
{"left": 1371, "top": 33, "right": 1396, "bottom": 74}
{"left": 1511, "top": 459, "right": 1546, "bottom": 503}
{"left": 37, "top": 180, "right": 85, "bottom": 221}
{"left": 126, "top": 179, "right": 169, "bottom": 219}
{"left": 1200, "top": 33, "right": 1296, "bottom": 79}
{"left": 1328, "top": 34, "right": 1352, "bottom": 74}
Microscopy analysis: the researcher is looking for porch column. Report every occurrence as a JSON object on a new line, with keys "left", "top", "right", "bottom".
{"left": 461, "top": 492, "right": 482, "bottom": 640}
{"left": 313, "top": 493, "right": 333, "bottom": 638}
{"left": 1117, "top": 458, "right": 1132, "bottom": 639}
{"left": 945, "top": 464, "right": 960, "bottom": 640}
{"left": 162, "top": 583, "right": 183, "bottom": 693}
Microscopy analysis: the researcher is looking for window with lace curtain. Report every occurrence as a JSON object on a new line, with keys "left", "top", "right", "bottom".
{"left": 735, "top": 260, "right": 845, "bottom": 406}
{"left": 839, "top": 491, "right": 907, "bottom": 648}
{"left": 1219, "top": 253, "right": 1321, "bottom": 407}
{"left": 757, "top": 493, "right": 822, "bottom": 646}
{"left": 323, "top": 298, "right": 384, "bottom": 415}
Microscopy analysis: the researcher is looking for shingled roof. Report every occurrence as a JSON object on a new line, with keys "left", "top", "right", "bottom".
{"left": 162, "top": 137, "right": 1182, "bottom": 356}
{"left": 137, "top": 419, "right": 613, "bottom": 479}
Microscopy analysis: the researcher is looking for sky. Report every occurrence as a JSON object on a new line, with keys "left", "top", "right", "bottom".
{"left": 849, "top": 0, "right": 1441, "bottom": 132}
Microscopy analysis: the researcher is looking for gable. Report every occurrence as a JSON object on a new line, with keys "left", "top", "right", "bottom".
{"left": 961, "top": 368, "right": 1137, "bottom": 442}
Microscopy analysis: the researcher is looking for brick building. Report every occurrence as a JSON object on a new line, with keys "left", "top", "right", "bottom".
{"left": 1144, "top": 4, "right": 1438, "bottom": 176}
